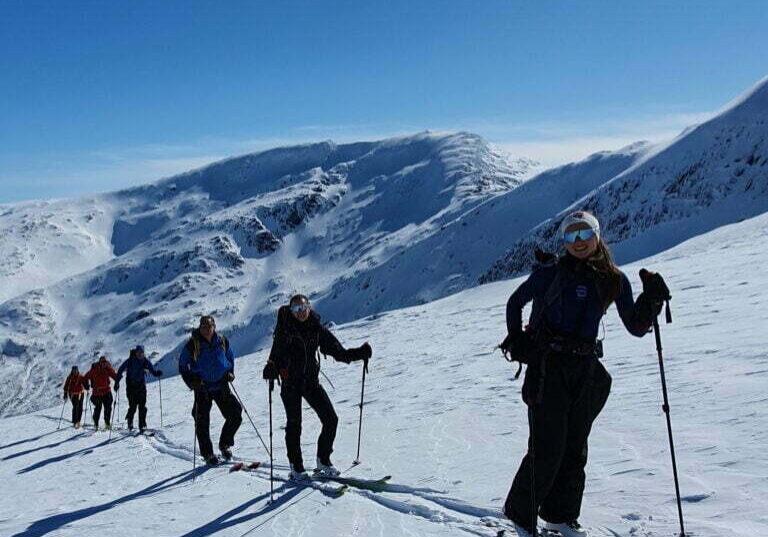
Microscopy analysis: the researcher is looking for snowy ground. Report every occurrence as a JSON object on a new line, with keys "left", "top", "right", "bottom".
{"left": 2, "top": 212, "right": 767, "bottom": 537}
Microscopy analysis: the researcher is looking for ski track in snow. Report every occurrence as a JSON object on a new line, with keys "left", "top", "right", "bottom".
{"left": 3, "top": 212, "right": 768, "bottom": 536}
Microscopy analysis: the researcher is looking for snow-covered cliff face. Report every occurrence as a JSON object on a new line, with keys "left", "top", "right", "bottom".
{"left": 481, "top": 78, "right": 768, "bottom": 284}
{"left": 2, "top": 76, "right": 767, "bottom": 417}
{"left": 0, "top": 132, "right": 537, "bottom": 416}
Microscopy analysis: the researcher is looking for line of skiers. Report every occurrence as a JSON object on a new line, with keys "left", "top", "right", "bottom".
{"left": 59, "top": 209, "right": 672, "bottom": 537}
{"left": 62, "top": 346, "right": 163, "bottom": 431}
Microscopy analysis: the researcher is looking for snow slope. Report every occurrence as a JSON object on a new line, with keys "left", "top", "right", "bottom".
{"left": 2, "top": 211, "right": 767, "bottom": 537}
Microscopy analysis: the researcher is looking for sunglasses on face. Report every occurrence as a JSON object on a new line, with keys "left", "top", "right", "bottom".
{"left": 290, "top": 304, "right": 311, "bottom": 314}
{"left": 563, "top": 228, "right": 596, "bottom": 244}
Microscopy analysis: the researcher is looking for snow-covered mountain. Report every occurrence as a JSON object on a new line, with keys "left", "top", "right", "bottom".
{"left": 0, "top": 132, "right": 537, "bottom": 416}
{"left": 482, "top": 77, "right": 768, "bottom": 283}
{"left": 2, "top": 76, "right": 768, "bottom": 419}
{"left": 3, "top": 210, "right": 768, "bottom": 537}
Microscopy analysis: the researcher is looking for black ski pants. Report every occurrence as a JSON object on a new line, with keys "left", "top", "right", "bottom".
{"left": 69, "top": 393, "right": 84, "bottom": 424}
{"left": 192, "top": 383, "right": 242, "bottom": 459}
{"left": 91, "top": 392, "right": 114, "bottom": 427}
{"left": 281, "top": 381, "right": 338, "bottom": 468}
{"left": 125, "top": 381, "right": 148, "bottom": 429}
{"left": 505, "top": 351, "right": 612, "bottom": 531}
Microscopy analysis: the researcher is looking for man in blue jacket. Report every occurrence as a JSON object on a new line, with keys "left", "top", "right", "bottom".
{"left": 179, "top": 315, "right": 242, "bottom": 466}
{"left": 115, "top": 345, "right": 162, "bottom": 432}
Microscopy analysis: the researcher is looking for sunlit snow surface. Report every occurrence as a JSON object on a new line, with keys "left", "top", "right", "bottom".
{"left": 2, "top": 212, "right": 766, "bottom": 537}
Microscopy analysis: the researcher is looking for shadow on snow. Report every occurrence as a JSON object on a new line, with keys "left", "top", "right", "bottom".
{"left": 10, "top": 467, "right": 209, "bottom": 537}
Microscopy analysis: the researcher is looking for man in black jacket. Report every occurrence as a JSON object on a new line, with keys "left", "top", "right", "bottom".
{"left": 263, "top": 294, "right": 372, "bottom": 480}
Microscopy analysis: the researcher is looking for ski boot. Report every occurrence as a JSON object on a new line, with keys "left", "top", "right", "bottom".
{"left": 543, "top": 520, "right": 587, "bottom": 537}
{"left": 205, "top": 455, "right": 221, "bottom": 467}
{"left": 74, "top": 422, "right": 81, "bottom": 429}
{"left": 314, "top": 457, "right": 340, "bottom": 477}
{"left": 289, "top": 462, "right": 310, "bottom": 482}
{"left": 220, "top": 445, "right": 233, "bottom": 461}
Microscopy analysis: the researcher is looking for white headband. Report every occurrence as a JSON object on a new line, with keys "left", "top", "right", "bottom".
{"left": 559, "top": 211, "right": 601, "bottom": 238}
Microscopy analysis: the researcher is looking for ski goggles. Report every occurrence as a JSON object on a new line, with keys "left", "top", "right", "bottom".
{"left": 563, "top": 228, "right": 597, "bottom": 244}
{"left": 290, "top": 303, "right": 311, "bottom": 314}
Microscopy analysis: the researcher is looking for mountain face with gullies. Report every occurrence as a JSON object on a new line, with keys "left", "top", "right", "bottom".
{"left": 0, "top": 132, "right": 538, "bottom": 416}
{"left": 2, "top": 76, "right": 767, "bottom": 417}
{"left": 481, "top": 77, "right": 768, "bottom": 284}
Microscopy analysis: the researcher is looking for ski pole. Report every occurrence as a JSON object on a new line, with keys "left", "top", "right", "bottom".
{"left": 652, "top": 312, "right": 686, "bottom": 537}
{"left": 193, "top": 395, "right": 198, "bottom": 482}
{"left": 529, "top": 405, "right": 538, "bottom": 537}
{"left": 109, "top": 395, "right": 117, "bottom": 440}
{"left": 353, "top": 358, "right": 368, "bottom": 465}
{"left": 57, "top": 396, "right": 67, "bottom": 430}
{"left": 229, "top": 381, "right": 271, "bottom": 457}
{"left": 159, "top": 376, "right": 164, "bottom": 428}
{"left": 84, "top": 391, "right": 91, "bottom": 427}
{"left": 268, "top": 379, "right": 275, "bottom": 504}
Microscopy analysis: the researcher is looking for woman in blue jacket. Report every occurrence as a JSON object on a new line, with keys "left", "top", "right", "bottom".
{"left": 501, "top": 211, "right": 670, "bottom": 537}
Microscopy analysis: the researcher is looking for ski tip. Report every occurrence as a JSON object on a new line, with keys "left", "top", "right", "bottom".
{"left": 247, "top": 461, "right": 261, "bottom": 469}
{"left": 229, "top": 462, "right": 245, "bottom": 472}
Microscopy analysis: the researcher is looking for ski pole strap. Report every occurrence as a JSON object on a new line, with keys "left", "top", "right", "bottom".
{"left": 665, "top": 300, "right": 673, "bottom": 324}
{"left": 363, "top": 357, "right": 369, "bottom": 374}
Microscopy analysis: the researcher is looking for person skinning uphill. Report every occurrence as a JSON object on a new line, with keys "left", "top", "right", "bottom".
{"left": 63, "top": 366, "right": 89, "bottom": 428}
{"left": 84, "top": 356, "right": 118, "bottom": 430}
{"left": 499, "top": 210, "right": 671, "bottom": 537}
{"left": 115, "top": 345, "right": 162, "bottom": 432}
{"left": 262, "top": 294, "right": 372, "bottom": 481}
{"left": 179, "top": 315, "right": 242, "bottom": 466}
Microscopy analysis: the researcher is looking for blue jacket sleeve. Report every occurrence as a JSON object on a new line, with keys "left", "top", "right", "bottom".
{"left": 144, "top": 358, "right": 160, "bottom": 376}
{"left": 179, "top": 343, "right": 201, "bottom": 389}
{"left": 116, "top": 360, "right": 128, "bottom": 382}
{"left": 226, "top": 342, "right": 234, "bottom": 371}
{"left": 615, "top": 273, "right": 653, "bottom": 337}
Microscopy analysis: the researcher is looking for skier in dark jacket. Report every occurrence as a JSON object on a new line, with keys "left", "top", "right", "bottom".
{"left": 63, "top": 366, "right": 89, "bottom": 428}
{"left": 500, "top": 211, "right": 670, "bottom": 537}
{"left": 84, "top": 356, "right": 118, "bottom": 430}
{"left": 179, "top": 315, "right": 242, "bottom": 466}
{"left": 262, "top": 294, "right": 372, "bottom": 480}
{"left": 115, "top": 345, "right": 162, "bottom": 432}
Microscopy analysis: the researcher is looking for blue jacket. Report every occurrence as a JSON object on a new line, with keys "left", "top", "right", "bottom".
{"left": 506, "top": 254, "right": 651, "bottom": 343}
{"left": 117, "top": 355, "right": 159, "bottom": 384}
{"left": 178, "top": 330, "right": 234, "bottom": 391}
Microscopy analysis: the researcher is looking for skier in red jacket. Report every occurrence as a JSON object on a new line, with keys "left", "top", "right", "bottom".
{"left": 84, "top": 357, "right": 118, "bottom": 430}
{"left": 63, "top": 366, "right": 90, "bottom": 428}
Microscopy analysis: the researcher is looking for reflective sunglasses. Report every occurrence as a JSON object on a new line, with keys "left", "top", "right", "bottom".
{"left": 563, "top": 228, "right": 596, "bottom": 244}
{"left": 290, "top": 303, "right": 311, "bottom": 314}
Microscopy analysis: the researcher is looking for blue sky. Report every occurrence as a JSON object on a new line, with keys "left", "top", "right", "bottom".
{"left": 1, "top": 0, "right": 766, "bottom": 203}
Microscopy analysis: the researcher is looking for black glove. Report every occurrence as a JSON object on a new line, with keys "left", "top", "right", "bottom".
{"left": 262, "top": 361, "right": 279, "bottom": 380}
{"left": 639, "top": 269, "right": 671, "bottom": 303}
{"left": 534, "top": 247, "right": 557, "bottom": 266}
{"left": 226, "top": 371, "right": 235, "bottom": 382}
{"left": 499, "top": 332, "right": 532, "bottom": 362}
{"left": 114, "top": 382, "right": 120, "bottom": 392}
{"left": 358, "top": 342, "right": 372, "bottom": 361}
{"left": 154, "top": 371, "right": 163, "bottom": 377}
{"left": 347, "top": 343, "right": 372, "bottom": 363}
